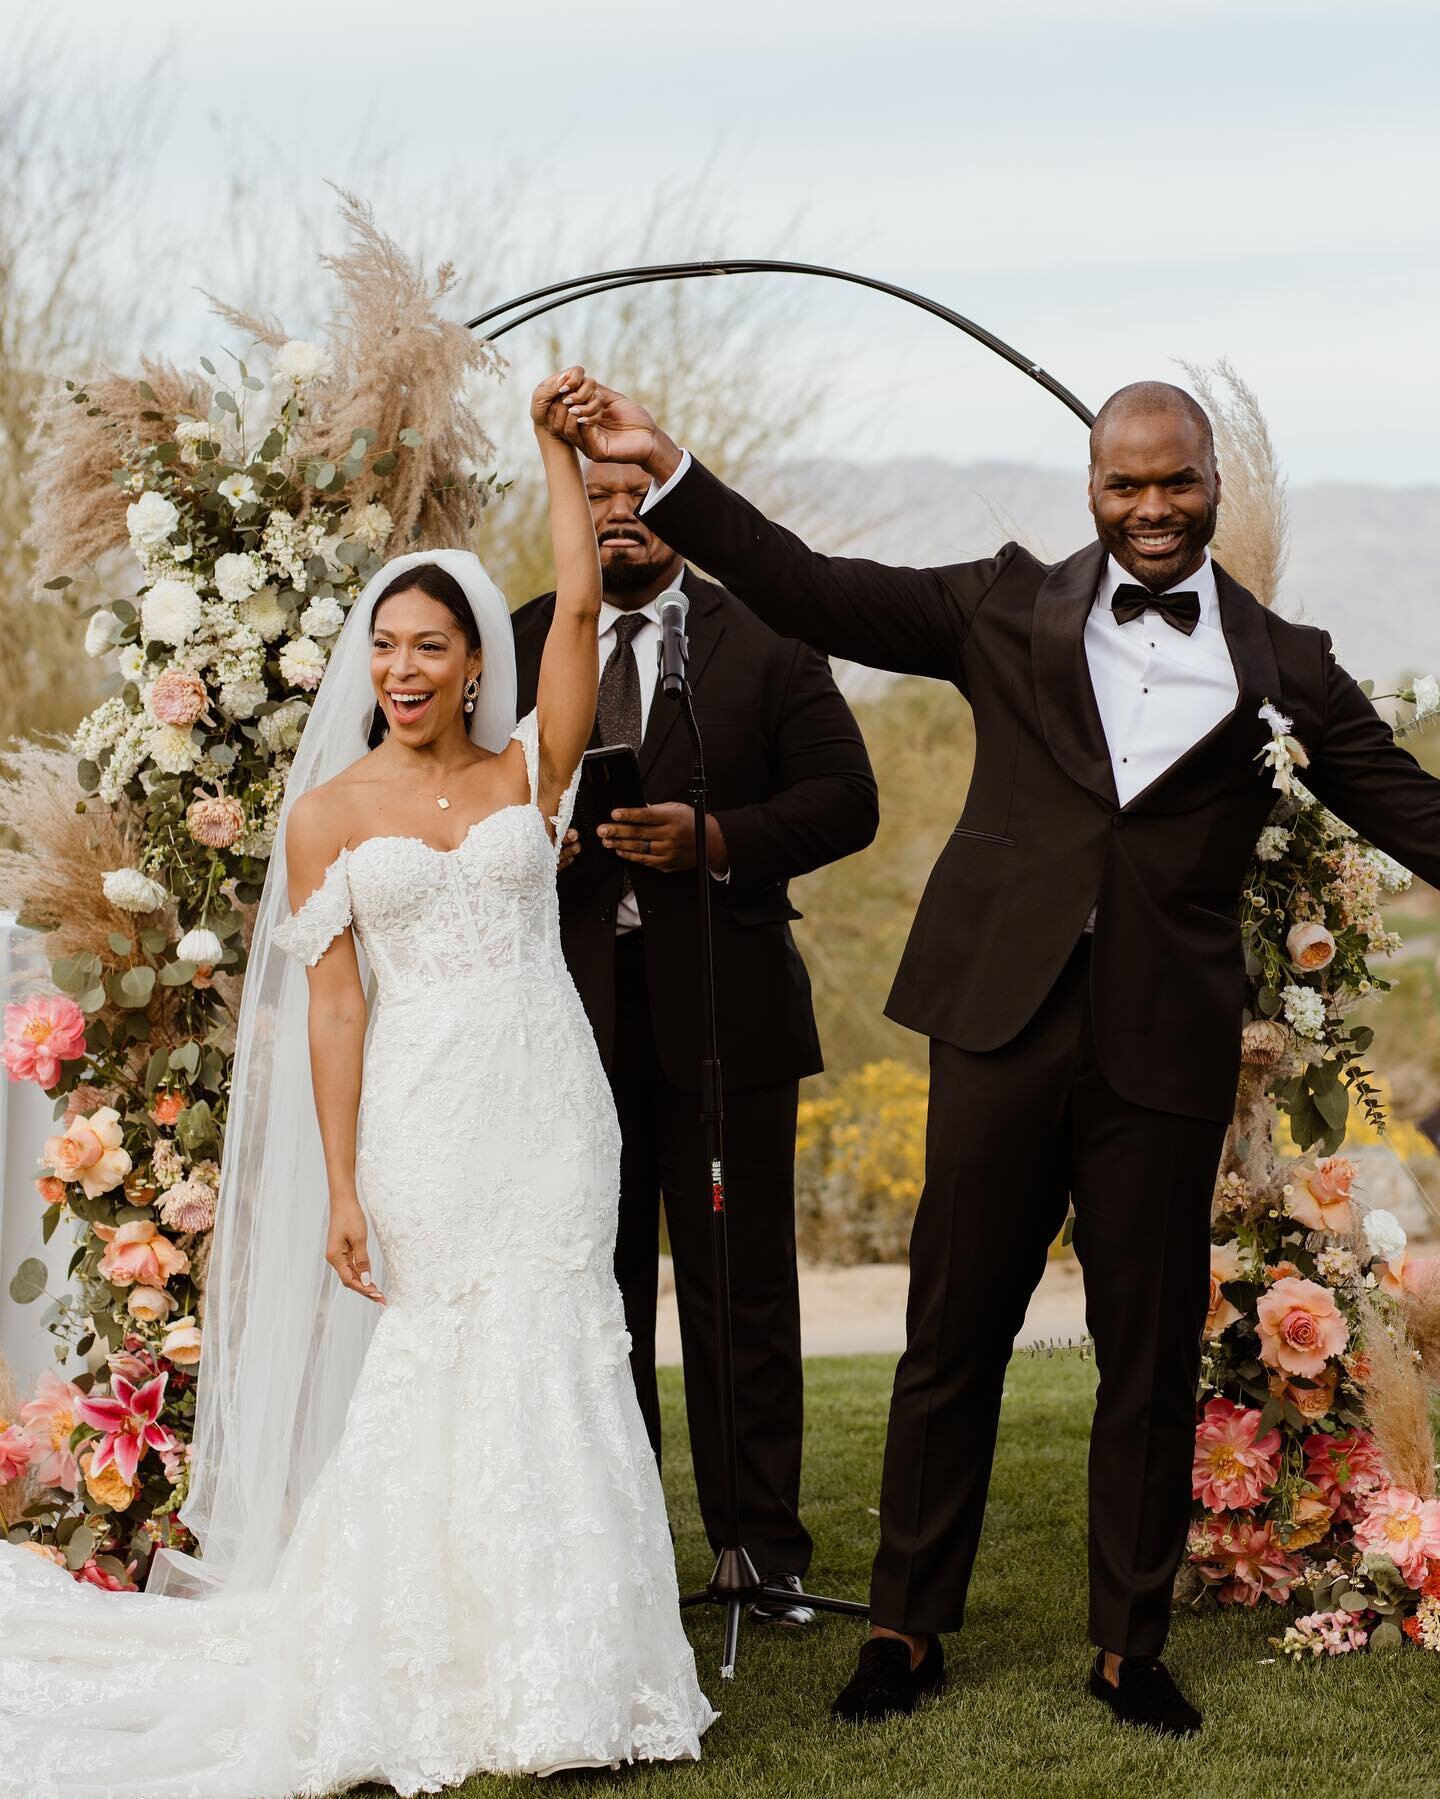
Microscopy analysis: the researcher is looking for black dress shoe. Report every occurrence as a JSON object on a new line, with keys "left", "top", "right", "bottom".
{"left": 749, "top": 1572, "right": 816, "bottom": 1627}
{"left": 1088, "top": 1654, "right": 1202, "bottom": 1737}
{"left": 831, "top": 1635, "right": 945, "bottom": 1723}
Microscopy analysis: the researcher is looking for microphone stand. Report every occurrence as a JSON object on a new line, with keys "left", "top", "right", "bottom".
{"left": 661, "top": 627, "right": 868, "bottom": 1680}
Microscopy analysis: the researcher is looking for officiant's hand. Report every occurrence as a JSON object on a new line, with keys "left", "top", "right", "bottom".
{"left": 544, "top": 371, "right": 684, "bottom": 484}
{"left": 599, "top": 803, "right": 729, "bottom": 875}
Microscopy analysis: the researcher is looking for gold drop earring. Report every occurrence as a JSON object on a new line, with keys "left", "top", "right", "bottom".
{"left": 464, "top": 677, "right": 479, "bottom": 716}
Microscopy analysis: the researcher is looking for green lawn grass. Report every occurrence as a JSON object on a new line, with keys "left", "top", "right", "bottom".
{"left": 367, "top": 1354, "right": 1439, "bottom": 1799}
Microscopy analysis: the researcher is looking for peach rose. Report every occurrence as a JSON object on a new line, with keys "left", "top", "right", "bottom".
{"left": 126, "top": 1284, "right": 176, "bottom": 1323}
{"left": 1257, "top": 1275, "right": 1350, "bottom": 1379}
{"left": 95, "top": 1219, "right": 189, "bottom": 1289}
{"left": 1268, "top": 1363, "right": 1338, "bottom": 1422}
{"left": 1284, "top": 1491, "right": 1337, "bottom": 1552}
{"left": 161, "top": 1315, "right": 202, "bottom": 1366}
{"left": 35, "top": 1176, "right": 66, "bottom": 1205}
{"left": 41, "top": 1107, "right": 131, "bottom": 1199}
{"left": 1205, "top": 1241, "right": 1246, "bottom": 1340}
{"left": 1287, "top": 920, "right": 1337, "bottom": 971}
{"left": 1286, "top": 1156, "right": 1356, "bottom": 1235}
{"left": 83, "top": 1452, "right": 137, "bottom": 1510}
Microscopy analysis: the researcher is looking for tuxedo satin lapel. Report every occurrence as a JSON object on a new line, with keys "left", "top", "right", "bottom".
{"left": 638, "top": 572, "right": 726, "bottom": 782}
{"left": 1030, "top": 541, "right": 1117, "bottom": 807}
{"left": 1121, "top": 562, "right": 1282, "bottom": 813}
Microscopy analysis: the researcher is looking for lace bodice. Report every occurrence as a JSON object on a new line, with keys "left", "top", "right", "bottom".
{"left": 273, "top": 711, "right": 577, "bottom": 1002}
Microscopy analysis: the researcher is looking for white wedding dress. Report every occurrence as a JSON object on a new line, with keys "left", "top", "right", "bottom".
{"left": 0, "top": 712, "right": 716, "bottom": 1797}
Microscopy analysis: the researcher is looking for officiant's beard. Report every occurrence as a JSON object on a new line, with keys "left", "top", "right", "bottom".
{"left": 601, "top": 556, "right": 666, "bottom": 598}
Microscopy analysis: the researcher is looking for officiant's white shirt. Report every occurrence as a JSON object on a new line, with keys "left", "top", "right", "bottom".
{"left": 643, "top": 454, "right": 1239, "bottom": 806}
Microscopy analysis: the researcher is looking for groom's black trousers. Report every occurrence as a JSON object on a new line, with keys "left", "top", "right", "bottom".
{"left": 871, "top": 937, "right": 1224, "bottom": 1655}
{"left": 610, "top": 931, "right": 813, "bottom": 1578}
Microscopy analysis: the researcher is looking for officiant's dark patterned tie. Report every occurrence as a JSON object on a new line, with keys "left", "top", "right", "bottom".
{"left": 598, "top": 612, "right": 646, "bottom": 751}
{"left": 597, "top": 612, "right": 647, "bottom": 907}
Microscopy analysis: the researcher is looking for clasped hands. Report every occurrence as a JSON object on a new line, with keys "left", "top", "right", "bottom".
{"left": 559, "top": 804, "right": 729, "bottom": 876}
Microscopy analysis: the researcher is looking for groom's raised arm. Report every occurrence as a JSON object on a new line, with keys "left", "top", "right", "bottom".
{"left": 553, "top": 374, "right": 1014, "bottom": 682}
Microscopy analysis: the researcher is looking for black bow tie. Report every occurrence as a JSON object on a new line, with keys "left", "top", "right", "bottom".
{"left": 1110, "top": 583, "right": 1201, "bottom": 636}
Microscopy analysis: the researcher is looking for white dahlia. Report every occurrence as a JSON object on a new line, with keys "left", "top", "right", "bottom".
{"left": 148, "top": 725, "right": 201, "bottom": 775}
{"left": 300, "top": 596, "right": 344, "bottom": 639}
{"left": 213, "top": 551, "right": 264, "bottom": 606}
{"left": 141, "top": 579, "right": 201, "bottom": 647}
{"left": 346, "top": 502, "right": 392, "bottom": 551}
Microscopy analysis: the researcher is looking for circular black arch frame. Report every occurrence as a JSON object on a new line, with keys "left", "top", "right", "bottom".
{"left": 465, "top": 258, "right": 1096, "bottom": 430}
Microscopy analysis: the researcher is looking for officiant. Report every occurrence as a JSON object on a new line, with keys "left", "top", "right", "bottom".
{"left": 512, "top": 458, "right": 878, "bottom": 1620}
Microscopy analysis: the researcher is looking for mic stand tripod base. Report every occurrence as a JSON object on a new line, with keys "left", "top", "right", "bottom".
{"left": 679, "top": 1548, "right": 871, "bottom": 1680}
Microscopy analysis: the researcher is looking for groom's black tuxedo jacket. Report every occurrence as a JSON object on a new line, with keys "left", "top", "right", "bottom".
{"left": 644, "top": 458, "right": 1440, "bottom": 1125}
{"left": 511, "top": 568, "right": 878, "bottom": 1090}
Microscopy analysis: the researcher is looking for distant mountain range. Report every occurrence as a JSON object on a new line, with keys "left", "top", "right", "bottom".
{"left": 761, "top": 459, "right": 1439, "bottom": 688}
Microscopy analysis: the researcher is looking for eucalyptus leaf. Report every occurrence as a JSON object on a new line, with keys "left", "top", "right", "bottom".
{"left": 43, "top": 575, "right": 72, "bottom": 590}
{"left": 397, "top": 427, "right": 423, "bottom": 447}
{"left": 8, "top": 1257, "right": 49, "bottom": 1304}
{"left": 144, "top": 1046, "right": 170, "bottom": 1092}
{"left": 176, "top": 1099, "right": 219, "bottom": 1155}
{"left": 77, "top": 984, "right": 108, "bottom": 1014}
{"left": 159, "top": 960, "right": 198, "bottom": 987}
{"left": 41, "top": 1205, "right": 60, "bottom": 1244}
{"left": 108, "top": 932, "right": 134, "bottom": 957}
{"left": 1369, "top": 1619, "right": 1403, "bottom": 1652}
{"left": 170, "top": 1040, "right": 201, "bottom": 1078}
{"left": 64, "top": 1524, "right": 97, "bottom": 1570}
{"left": 371, "top": 451, "right": 397, "bottom": 477}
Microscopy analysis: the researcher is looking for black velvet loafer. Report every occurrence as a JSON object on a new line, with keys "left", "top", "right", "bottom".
{"left": 831, "top": 1634, "right": 945, "bottom": 1723}
{"left": 1088, "top": 1654, "right": 1202, "bottom": 1737}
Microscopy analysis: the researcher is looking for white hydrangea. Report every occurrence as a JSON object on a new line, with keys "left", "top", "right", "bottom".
{"left": 1281, "top": 983, "right": 1326, "bottom": 1040}
{"left": 148, "top": 724, "right": 201, "bottom": 775}
{"left": 126, "top": 490, "right": 180, "bottom": 549}
{"left": 102, "top": 867, "right": 168, "bottom": 913}
{"left": 84, "top": 609, "right": 124, "bottom": 657}
{"left": 1254, "top": 825, "right": 1291, "bottom": 863}
{"left": 217, "top": 473, "right": 257, "bottom": 510}
{"left": 1363, "top": 1208, "right": 1407, "bottom": 1262}
{"left": 218, "top": 675, "right": 269, "bottom": 720}
{"left": 118, "top": 645, "right": 147, "bottom": 683}
{"left": 141, "top": 578, "right": 202, "bottom": 647}
{"left": 273, "top": 339, "right": 332, "bottom": 385}
{"left": 1412, "top": 674, "right": 1440, "bottom": 720}
{"left": 213, "top": 551, "right": 264, "bottom": 606}
{"left": 73, "top": 696, "right": 131, "bottom": 760}
{"left": 300, "top": 596, "right": 344, "bottom": 638}
{"left": 279, "top": 636, "right": 326, "bottom": 691}
{"left": 241, "top": 588, "right": 291, "bottom": 643}
{"left": 257, "top": 698, "right": 310, "bottom": 754}
{"left": 346, "top": 502, "right": 392, "bottom": 551}
{"left": 96, "top": 718, "right": 151, "bottom": 803}
{"left": 1364, "top": 848, "right": 1412, "bottom": 893}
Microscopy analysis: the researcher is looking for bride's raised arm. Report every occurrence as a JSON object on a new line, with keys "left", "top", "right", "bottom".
{"left": 528, "top": 368, "right": 603, "bottom": 823}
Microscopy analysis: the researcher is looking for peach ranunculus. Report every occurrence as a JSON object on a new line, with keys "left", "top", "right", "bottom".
{"left": 1205, "top": 1241, "right": 1247, "bottom": 1340}
{"left": 18, "top": 1370, "right": 84, "bottom": 1491}
{"left": 1256, "top": 1275, "right": 1349, "bottom": 1379}
{"left": 149, "top": 1091, "right": 185, "bottom": 1127}
{"left": 94, "top": 1219, "right": 189, "bottom": 1290}
{"left": 1268, "top": 1363, "right": 1338, "bottom": 1423}
{"left": 161, "top": 1315, "right": 202, "bottom": 1366}
{"left": 1354, "top": 1486, "right": 1440, "bottom": 1586}
{"left": 41, "top": 1107, "right": 131, "bottom": 1199}
{"left": 4, "top": 994, "right": 86, "bottom": 1089}
{"left": 1303, "top": 1429, "right": 1387, "bottom": 1522}
{"left": 1192, "top": 1397, "right": 1281, "bottom": 1510}
{"left": 1286, "top": 920, "right": 1337, "bottom": 971}
{"left": 127, "top": 1285, "right": 175, "bottom": 1323}
{"left": 1187, "top": 1514, "right": 1303, "bottom": 1606}
{"left": 1286, "top": 1156, "right": 1357, "bottom": 1236}
{"left": 35, "top": 1176, "right": 66, "bottom": 1205}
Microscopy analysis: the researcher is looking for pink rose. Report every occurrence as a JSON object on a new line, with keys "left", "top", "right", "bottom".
{"left": 1256, "top": 1275, "right": 1349, "bottom": 1379}
{"left": 4, "top": 994, "right": 86, "bottom": 1089}
{"left": 1286, "top": 1156, "right": 1356, "bottom": 1235}
{"left": 94, "top": 1219, "right": 189, "bottom": 1290}
{"left": 1192, "top": 1397, "right": 1281, "bottom": 1510}
{"left": 1286, "top": 920, "right": 1336, "bottom": 971}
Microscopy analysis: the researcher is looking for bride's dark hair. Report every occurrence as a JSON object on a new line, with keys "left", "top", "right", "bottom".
{"left": 366, "top": 562, "right": 481, "bottom": 748}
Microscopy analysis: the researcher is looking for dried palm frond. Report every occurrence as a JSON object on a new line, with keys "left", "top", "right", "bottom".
{"left": 1397, "top": 1258, "right": 1440, "bottom": 1390}
{"left": 1355, "top": 1294, "right": 1437, "bottom": 1497}
{"left": 1179, "top": 358, "right": 1289, "bottom": 609}
{"left": 0, "top": 741, "right": 158, "bottom": 964}
{"left": 26, "top": 360, "right": 209, "bottom": 591}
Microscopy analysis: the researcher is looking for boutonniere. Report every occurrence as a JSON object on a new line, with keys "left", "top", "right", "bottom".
{"left": 1257, "top": 702, "right": 1310, "bottom": 797}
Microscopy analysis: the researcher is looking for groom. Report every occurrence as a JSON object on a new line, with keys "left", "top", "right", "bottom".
{"left": 545, "top": 371, "right": 1440, "bottom": 1736}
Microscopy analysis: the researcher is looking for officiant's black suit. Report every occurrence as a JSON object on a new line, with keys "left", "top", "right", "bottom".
{"left": 512, "top": 568, "right": 878, "bottom": 1579}
{"left": 642, "top": 457, "right": 1440, "bottom": 1654}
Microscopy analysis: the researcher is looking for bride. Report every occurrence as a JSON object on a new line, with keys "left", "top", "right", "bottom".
{"left": 0, "top": 372, "right": 716, "bottom": 1795}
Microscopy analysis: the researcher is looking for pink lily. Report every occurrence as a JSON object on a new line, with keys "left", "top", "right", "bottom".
{"left": 74, "top": 1372, "right": 175, "bottom": 1487}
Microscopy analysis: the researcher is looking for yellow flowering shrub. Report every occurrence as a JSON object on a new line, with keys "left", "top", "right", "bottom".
{"left": 795, "top": 1060, "right": 928, "bottom": 1264}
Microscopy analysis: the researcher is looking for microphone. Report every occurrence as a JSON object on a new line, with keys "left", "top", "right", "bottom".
{"left": 657, "top": 591, "right": 690, "bottom": 697}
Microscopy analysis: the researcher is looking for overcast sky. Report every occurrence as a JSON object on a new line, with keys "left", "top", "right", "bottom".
{"left": 35, "top": 0, "right": 1440, "bottom": 485}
